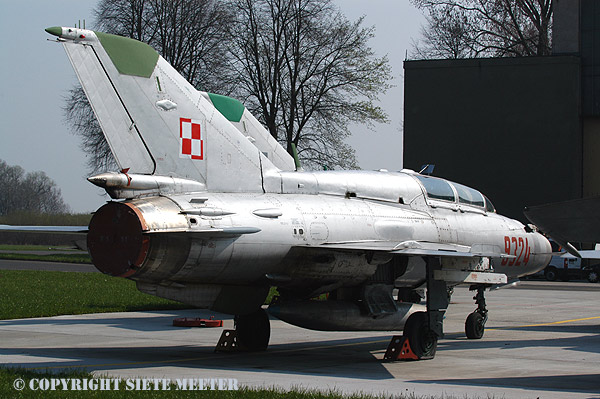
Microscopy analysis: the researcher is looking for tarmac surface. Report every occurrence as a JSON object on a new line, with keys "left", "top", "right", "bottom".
{"left": 1, "top": 279, "right": 599, "bottom": 398}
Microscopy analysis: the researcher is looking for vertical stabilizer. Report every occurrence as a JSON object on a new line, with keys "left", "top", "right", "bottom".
{"left": 201, "top": 92, "right": 295, "bottom": 171}
{"left": 49, "top": 27, "right": 278, "bottom": 192}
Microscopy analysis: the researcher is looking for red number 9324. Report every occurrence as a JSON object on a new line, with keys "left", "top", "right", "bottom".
{"left": 501, "top": 236, "right": 530, "bottom": 266}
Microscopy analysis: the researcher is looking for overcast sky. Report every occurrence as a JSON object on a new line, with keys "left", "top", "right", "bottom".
{"left": 0, "top": 1, "right": 425, "bottom": 213}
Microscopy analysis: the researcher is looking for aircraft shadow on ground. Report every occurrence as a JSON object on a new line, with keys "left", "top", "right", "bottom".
{"left": 3, "top": 331, "right": 599, "bottom": 384}
{"left": 1, "top": 336, "right": 396, "bottom": 380}
{"left": 2, "top": 315, "right": 598, "bottom": 382}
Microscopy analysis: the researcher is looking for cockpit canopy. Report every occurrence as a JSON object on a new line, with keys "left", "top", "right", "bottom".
{"left": 414, "top": 175, "right": 496, "bottom": 213}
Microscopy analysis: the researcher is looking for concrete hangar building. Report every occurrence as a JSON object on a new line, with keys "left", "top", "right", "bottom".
{"left": 403, "top": 0, "right": 599, "bottom": 223}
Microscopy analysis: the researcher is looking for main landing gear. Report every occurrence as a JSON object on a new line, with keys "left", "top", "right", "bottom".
{"left": 465, "top": 285, "right": 488, "bottom": 340}
{"left": 216, "top": 308, "right": 270, "bottom": 352}
{"left": 385, "top": 257, "right": 448, "bottom": 361}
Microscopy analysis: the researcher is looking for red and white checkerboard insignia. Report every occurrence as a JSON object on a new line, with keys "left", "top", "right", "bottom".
{"left": 180, "top": 118, "right": 204, "bottom": 160}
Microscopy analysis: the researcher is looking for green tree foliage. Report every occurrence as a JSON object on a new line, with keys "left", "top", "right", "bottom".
{"left": 0, "top": 160, "right": 68, "bottom": 216}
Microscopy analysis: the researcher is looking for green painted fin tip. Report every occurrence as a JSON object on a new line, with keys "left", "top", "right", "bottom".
{"left": 291, "top": 143, "right": 302, "bottom": 170}
{"left": 208, "top": 93, "right": 245, "bottom": 122}
{"left": 94, "top": 31, "right": 158, "bottom": 78}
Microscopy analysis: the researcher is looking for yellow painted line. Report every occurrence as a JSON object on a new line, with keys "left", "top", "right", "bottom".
{"left": 24, "top": 315, "right": 600, "bottom": 371}
{"left": 487, "top": 315, "right": 600, "bottom": 330}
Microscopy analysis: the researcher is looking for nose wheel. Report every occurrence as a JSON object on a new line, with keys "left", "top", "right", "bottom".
{"left": 465, "top": 285, "right": 488, "bottom": 339}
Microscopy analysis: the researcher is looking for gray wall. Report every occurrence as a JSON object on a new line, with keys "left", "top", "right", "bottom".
{"left": 553, "top": 0, "right": 580, "bottom": 55}
{"left": 403, "top": 56, "right": 581, "bottom": 222}
{"left": 582, "top": 0, "right": 600, "bottom": 115}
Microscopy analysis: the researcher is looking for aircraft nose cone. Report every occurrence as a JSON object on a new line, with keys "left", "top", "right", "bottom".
{"left": 45, "top": 26, "right": 62, "bottom": 37}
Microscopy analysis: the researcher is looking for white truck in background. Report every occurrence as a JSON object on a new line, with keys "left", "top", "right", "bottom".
{"left": 542, "top": 242, "right": 600, "bottom": 282}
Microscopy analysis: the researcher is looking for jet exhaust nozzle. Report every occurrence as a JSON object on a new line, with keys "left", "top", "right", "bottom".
{"left": 87, "top": 202, "right": 149, "bottom": 277}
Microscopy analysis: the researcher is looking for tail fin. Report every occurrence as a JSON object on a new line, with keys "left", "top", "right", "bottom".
{"left": 200, "top": 92, "right": 295, "bottom": 171}
{"left": 47, "top": 27, "right": 288, "bottom": 192}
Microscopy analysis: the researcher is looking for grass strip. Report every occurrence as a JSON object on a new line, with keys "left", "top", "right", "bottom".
{"left": 0, "top": 270, "right": 279, "bottom": 320}
{"left": 0, "top": 253, "right": 91, "bottom": 264}
{"left": 0, "top": 212, "right": 92, "bottom": 226}
{"left": 0, "top": 367, "right": 437, "bottom": 399}
{"left": 0, "top": 270, "right": 188, "bottom": 320}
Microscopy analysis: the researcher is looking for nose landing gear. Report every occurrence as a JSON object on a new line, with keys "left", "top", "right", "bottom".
{"left": 465, "top": 285, "right": 488, "bottom": 339}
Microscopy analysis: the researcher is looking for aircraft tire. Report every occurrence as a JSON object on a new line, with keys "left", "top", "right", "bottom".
{"left": 235, "top": 308, "right": 270, "bottom": 351}
{"left": 588, "top": 270, "right": 599, "bottom": 283}
{"left": 544, "top": 267, "right": 557, "bottom": 282}
{"left": 403, "top": 311, "right": 437, "bottom": 359}
{"left": 465, "top": 311, "right": 485, "bottom": 339}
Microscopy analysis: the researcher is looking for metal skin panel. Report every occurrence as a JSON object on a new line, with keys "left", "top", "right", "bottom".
{"left": 229, "top": 107, "right": 296, "bottom": 171}
{"left": 525, "top": 196, "right": 600, "bottom": 244}
{"left": 107, "top": 188, "right": 551, "bottom": 290}
{"left": 62, "top": 37, "right": 155, "bottom": 174}
{"left": 83, "top": 171, "right": 552, "bottom": 314}
{"left": 61, "top": 29, "right": 278, "bottom": 192}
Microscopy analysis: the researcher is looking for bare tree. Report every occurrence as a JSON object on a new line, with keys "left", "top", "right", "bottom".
{"left": 92, "top": 0, "right": 153, "bottom": 41}
{"left": 65, "top": 0, "right": 233, "bottom": 173}
{"left": 63, "top": 86, "right": 117, "bottom": 174}
{"left": 227, "top": 0, "right": 392, "bottom": 169}
{"left": 411, "top": 0, "right": 553, "bottom": 59}
{"left": 65, "top": 0, "right": 391, "bottom": 172}
{"left": 94, "top": 0, "right": 233, "bottom": 91}
{"left": 0, "top": 160, "right": 69, "bottom": 215}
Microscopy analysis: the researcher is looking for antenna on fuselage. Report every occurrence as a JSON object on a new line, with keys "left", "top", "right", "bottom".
{"left": 419, "top": 164, "right": 435, "bottom": 175}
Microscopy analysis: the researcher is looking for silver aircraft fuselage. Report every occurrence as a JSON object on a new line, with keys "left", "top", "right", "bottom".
{"left": 44, "top": 26, "right": 553, "bottom": 356}
{"left": 87, "top": 169, "right": 551, "bottom": 313}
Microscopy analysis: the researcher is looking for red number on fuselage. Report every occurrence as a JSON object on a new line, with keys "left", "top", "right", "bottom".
{"left": 502, "top": 236, "right": 511, "bottom": 265}
{"left": 503, "top": 235, "right": 531, "bottom": 266}
{"left": 523, "top": 237, "right": 531, "bottom": 264}
{"left": 516, "top": 237, "right": 525, "bottom": 266}
{"left": 509, "top": 237, "right": 518, "bottom": 266}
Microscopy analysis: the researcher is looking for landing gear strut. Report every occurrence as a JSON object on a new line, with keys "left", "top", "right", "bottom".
{"left": 235, "top": 308, "right": 270, "bottom": 350}
{"left": 465, "top": 285, "right": 488, "bottom": 339}
{"left": 216, "top": 308, "right": 270, "bottom": 352}
{"left": 385, "top": 257, "right": 448, "bottom": 360}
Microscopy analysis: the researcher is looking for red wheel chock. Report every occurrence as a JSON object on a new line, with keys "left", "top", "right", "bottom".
{"left": 172, "top": 316, "right": 223, "bottom": 327}
{"left": 384, "top": 335, "right": 419, "bottom": 361}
